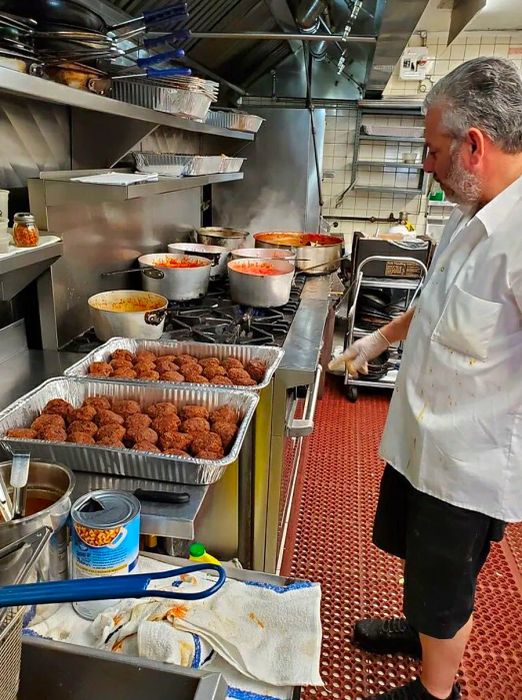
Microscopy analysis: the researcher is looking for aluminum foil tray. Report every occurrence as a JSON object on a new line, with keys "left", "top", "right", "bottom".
{"left": 0, "top": 378, "right": 259, "bottom": 484}
{"left": 206, "top": 110, "right": 265, "bottom": 133}
{"left": 64, "top": 338, "right": 285, "bottom": 392}
{"left": 112, "top": 81, "right": 212, "bottom": 121}
{"left": 220, "top": 156, "right": 246, "bottom": 173}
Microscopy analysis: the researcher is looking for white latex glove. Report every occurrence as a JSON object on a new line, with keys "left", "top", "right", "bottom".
{"left": 328, "top": 329, "right": 389, "bottom": 377}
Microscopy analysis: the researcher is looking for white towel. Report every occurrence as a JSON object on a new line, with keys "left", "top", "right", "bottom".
{"left": 92, "top": 571, "right": 323, "bottom": 688}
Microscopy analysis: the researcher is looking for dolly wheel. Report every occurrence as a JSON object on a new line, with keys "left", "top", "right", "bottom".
{"left": 346, "top": 385, "right": 358, "bottom": 402}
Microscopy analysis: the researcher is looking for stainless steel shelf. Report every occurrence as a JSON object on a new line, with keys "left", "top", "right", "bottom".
{"left": 357, "top": 160, "right": 423, "bottom": 170}
{"left": 359, "top": 134, "right": 425, "bottom": 143}
{"left": 427, "top": 200, "right": 455, "bottom": 207}
{"left": 0, "top": 239, "right": 62, "bottom": 277}
{"left": 361, "top": 277, "right": 421, "bottom": 290}
{"left": 43, "top": 173, "right": 244, "bottom": 205}
{"left": 0, "top": 67, "right": 254, "bottom": 141}
{"left": 353, "top": 185, "right": 424, "bottom": 196}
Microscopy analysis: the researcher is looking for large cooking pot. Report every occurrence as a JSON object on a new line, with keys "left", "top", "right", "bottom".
{"left": 167, "top": 242, "right": 229, "bottom": 279}
{"left": 254, "top": 231, "right": 343, "bottom": 275}
{"left": 88, "top": 290, "right": 168, "bottom": 341}
{"left": 0, "top": 461, "right": 74, "bottom": 583}
{"left": 138, "top": 253, "right": 211, "bottom": 300}
{"left": 194, "top": 227, "right": 249, "bottom": 252}
{"left": 230, "top": 247, "right": 296, "bottom": 264}
{"left": 228, "top": 259, "right": 294, "bottom": 308}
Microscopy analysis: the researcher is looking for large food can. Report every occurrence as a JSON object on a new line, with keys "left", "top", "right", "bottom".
{"left": 70, "top": 490, "right": 141, "bottom": 620}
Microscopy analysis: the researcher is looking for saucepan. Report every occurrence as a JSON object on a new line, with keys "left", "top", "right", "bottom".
{"left": 168, "top": 242, "right": 229, "bottom": 280}
{"left": 138, "top": 253, "right": 212, "bottom": 301}
{"left": 194, "top": 227, "right": 249, "bottom": 252}
{"left": 227, "top": 259, "right": 295, "bottom": 308}
{"left": 88, "top": 290, "right": 169, "bottom": 341}
{"left": 254, "top": 231, "right": 344, "bottom": 275}
{"left": 230, "top": 247, "right": 296, "bottom": 264}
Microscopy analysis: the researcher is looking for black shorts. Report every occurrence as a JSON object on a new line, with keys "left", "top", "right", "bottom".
{"left": 373, "top": 464, "right": 506, "bottom": 640}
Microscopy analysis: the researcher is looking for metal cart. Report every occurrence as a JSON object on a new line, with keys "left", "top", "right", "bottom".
{"left": 344, "top": 255, "right": 427, "bottom": 402}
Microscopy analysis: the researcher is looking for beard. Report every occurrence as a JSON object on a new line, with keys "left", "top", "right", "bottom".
{"left": 437, "top": 145, "right": 482, "bottom": 205}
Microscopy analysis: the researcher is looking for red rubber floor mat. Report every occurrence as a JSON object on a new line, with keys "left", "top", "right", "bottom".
{"left": 281, "top": 377, "right": 522, "bottom": 700}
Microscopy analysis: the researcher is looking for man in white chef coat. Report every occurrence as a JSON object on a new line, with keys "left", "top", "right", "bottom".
{"left": 331, "top": 57, "right": 522, "bottom": 700}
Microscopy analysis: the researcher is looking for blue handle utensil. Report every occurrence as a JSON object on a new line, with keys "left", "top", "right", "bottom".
{"left": 0, "top": 563, "right": 225, "bottom": 607}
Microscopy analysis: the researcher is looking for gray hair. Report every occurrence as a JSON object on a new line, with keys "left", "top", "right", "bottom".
{"left": 424, "top": 57, "right": 522, "bottom": 153}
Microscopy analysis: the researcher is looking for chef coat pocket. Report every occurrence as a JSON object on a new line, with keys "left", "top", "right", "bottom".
{"left": 432, "top": 285, "right": 502, "bottom": 361}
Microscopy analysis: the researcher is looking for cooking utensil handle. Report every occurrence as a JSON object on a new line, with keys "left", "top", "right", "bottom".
{"left": 143, "top": 30, "right": 191, "bottom": 48}
{"left": 144, "top": 66, "right": 192, "bottom": 78}
{"left": 0, "top": 564, "right": 225, "bottom": 607}
{"left": 134, "top": 489, "right": 190, "bottom": 504}
{"left": 136, "top": 48, "right": 185, "bottom": 68}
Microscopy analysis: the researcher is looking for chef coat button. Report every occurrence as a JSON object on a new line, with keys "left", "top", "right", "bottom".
{"left": 440, "top": 266, "right": 445, "bottom": 272}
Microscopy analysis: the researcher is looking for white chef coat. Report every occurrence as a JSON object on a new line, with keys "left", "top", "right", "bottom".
{"left": 380, "top": 174, "right": 522, "bottom": 522}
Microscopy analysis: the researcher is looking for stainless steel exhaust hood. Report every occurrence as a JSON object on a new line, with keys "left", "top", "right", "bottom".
{"left": 87, "top": 0, "right": 431, "bottom": 100}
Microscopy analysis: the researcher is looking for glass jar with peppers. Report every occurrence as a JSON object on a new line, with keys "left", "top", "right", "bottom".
{"left": 13, "top": 212, "right": 39, "bottom": 248}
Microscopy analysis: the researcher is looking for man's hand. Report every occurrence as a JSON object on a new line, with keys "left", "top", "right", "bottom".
{"left": 329, "top": 330, "right": 390, "bottom": 377}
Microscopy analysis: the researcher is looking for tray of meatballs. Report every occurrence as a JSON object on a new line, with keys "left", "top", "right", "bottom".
{"left": 0, "top": 377, "right": 259, "bottom": 484}
{"left": 64, "top": 339, "right": 284, "bottom": 390}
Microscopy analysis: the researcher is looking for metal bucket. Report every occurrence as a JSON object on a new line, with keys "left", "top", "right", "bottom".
{"left": 0, "top": 461, "right": 75, "bottom": 584}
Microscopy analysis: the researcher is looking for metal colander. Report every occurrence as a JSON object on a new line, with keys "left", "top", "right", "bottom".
{"left": 0, "top": 606, "right": 24, "bottom": 700}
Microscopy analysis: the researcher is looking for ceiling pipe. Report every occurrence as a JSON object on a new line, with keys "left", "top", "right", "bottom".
{"left": 295, "top": 0, "right": 327, "bottom": 31}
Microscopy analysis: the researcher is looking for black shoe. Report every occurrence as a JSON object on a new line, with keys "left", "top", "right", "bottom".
{"left": 364, "top": 678, "right": 461, "bottom": 699}
{"left": 353, "top": 617, "right": 422, "bottom": 658}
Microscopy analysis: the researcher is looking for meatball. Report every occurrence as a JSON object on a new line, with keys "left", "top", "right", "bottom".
{"left": 112, "top": 400, "right": 140, "bottom": 418}
{"left": 135, "top": 350, "right": 157, "bottom": 364}
{"left": 83, "top": 396, "right": 111, "bottom": 411}
{"left": 151, "top": 414, "right": 181, "bottom": 435}
{"left": 227, "top": 368, "right": 256, "bottom": 386}
{"left": 111, "top": 349, "right": 135, "bottom": 363}
{"left": 31, "top": 414, "right": 65, "bottom": 431}
{"left": 146, "top": 402, "right": 178, "bottom": 419}
{"left": 191, "top": 432, "right": 223, "bottom": 456}
{"left": 211, "top": 421, "right": 238, "bottom": 450}
{"left": 175, "top": 354, "right": 197, "bottom": 365}
{"left": 38, "top": 426, "right": 67, "bottom": 442}
{"left": 163, "top": 448, "right": 190, "bottom": 457}
{"left": 6, "top": 428, "right": 37, "bottom": 439}
{"left": 133, "top": 361, "right": 157, "bottom": 374}
{"left": 95, "top": 409, "right": 125, "bottom": 427}
{"left": 212, "top": 376, "right": 234, "bottom": 386}
{"left": 125, "top": 413, "right": 151, "bottom": 431}
{"left": 67, "top": 432, "right": 95, "bottom": 445}
{"left": 88, "top": 361, "right": 113, "bottom": 377}
{"left": 110, "top": 358, "right": 134, "bottom": 370}
{"left": 203, "top": 364, "right": 227, "bottom": 380}
{"left": 126, "top": 426, "right": 158, "bottom": 445}
{"left": 157, "top": 354, "right": 178, "bottom": 364}
{"left": 96, "top": 436, "right": 125, "bottom": 449}
{"left": 222, "top": 357, "right": 244, "bottom": 371}
{"left": 195, "top": 450, "right": 224, "bottom": 460}
{"left": 181, "top": 367, "right": 204, "bottom": 383}
{"left": 199, "top": 356, "right": 221, "bottom": 366}
{"left": 160, "top": 370, "right": 185, "bottom": 383}
{"left": 180, "top": 405, "right": 209, "bottom": 421}
{"left": 68, "top": 420, "right": 98, "bottom": 437}
{"left": 112, "top": 367, "right": 137, "bottom": 380}
{"left": 181, "top": 417, "right": 210, "bottom": 434}
{"left": 136, "top": 370, "right": 160, "bottom": 381}
{"left": 159, "top": 430, "right": 193, "bottom": 452}
{"left": 155, "top": 358, "right": 176, "bottom": 373}
{"left": 42, "top": 399, "right": 74, "bottom": 420}
{"left": 210, "top": 406, "right": 238, "bottom": 425}
{"left": 245, "top": 359, "right": 266, "bottom": 383}
{"left": 133, "top": 441, "right": 161, "bottom": 453}
{"left": 96, "top": 423, "right": 126, "bottom": 442}
{"left": 69, "top": 405, "right": 97, "bottom": 423}
{"left": 179, "top": 362, "right": 203, "bottom": 376}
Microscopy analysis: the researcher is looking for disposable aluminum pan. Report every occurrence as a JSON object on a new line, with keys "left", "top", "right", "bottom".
{"left": 0, "top": 378, "right": 259, "bottom": 484}
{"left": 206, "top": 110, "right": 265, "bottom": 133}
{"left": 64, "top": 338, "right": 285, "bottom": 392}
{"left": 111, "top": 81, "right": 212, "bottom": 121}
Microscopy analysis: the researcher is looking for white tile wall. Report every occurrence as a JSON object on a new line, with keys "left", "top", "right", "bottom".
{"left": 323, "top": 30, "right": 522, "bottom": 248}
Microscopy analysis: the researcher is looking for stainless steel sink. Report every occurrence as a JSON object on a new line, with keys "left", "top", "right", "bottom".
{"left": 19, "top": 637, "right": 228, "bottom": 700}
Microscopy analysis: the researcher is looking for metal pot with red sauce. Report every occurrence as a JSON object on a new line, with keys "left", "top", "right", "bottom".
{"left": 253, "top": 232, "right": 343, "bottom": 275}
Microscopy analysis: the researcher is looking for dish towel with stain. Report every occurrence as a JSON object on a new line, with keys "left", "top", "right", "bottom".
{"left": 91, "top": 570, "right": 323, "bottom": 688}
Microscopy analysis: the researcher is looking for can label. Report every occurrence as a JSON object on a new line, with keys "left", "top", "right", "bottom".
{"left": 70, "top": 491, "right": 140, "bottom": 620}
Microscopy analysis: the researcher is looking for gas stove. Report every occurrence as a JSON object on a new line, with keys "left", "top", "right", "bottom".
{"left": 62, "top": 277, "right": 306, "bottom": 353}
